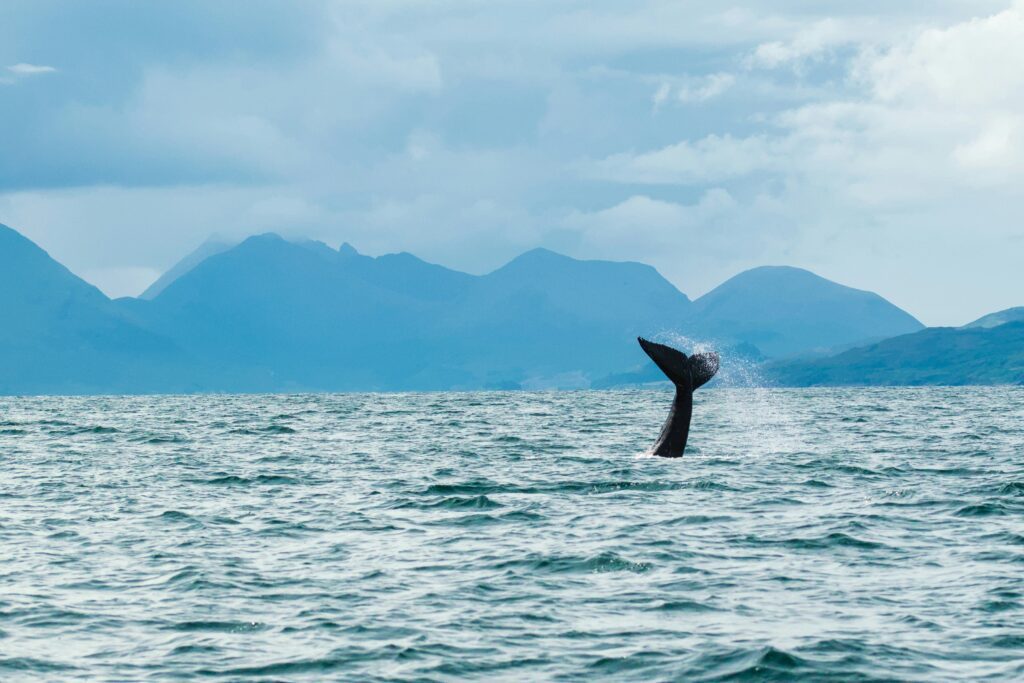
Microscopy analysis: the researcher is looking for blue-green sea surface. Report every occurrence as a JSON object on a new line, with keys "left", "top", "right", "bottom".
{"left": 1, "top": 388, "right": 1023, "bottom": 681}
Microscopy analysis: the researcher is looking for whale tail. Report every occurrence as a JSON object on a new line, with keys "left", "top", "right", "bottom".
{"left": 637, "top": 337, "right": 719, "bottom": 390}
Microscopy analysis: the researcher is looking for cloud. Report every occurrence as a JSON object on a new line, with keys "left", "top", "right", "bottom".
{"left": 575, "top": 3, "right": 1024, "bottom": 321}
{"left": 2, "top": 62, "right": 57, "bottom": 85}
{"left": 746, "top": 19, "right": 852, "bottom": 70}
{"left": 678, "top": 73, "right": 735, "bottom": 103}
{"left": 588, "top": 135, "right": 778, "bottom": 184}
{"left": 566, "top": 191, "right": 737, "bottom": 244}
{"left": 562, "top": 190, "right": 740, "bottom": 266}
{"left": 597, "top": 3, "right": 1024, "bottom": 195}
{"left": 3, "top": 1, "right": 1024, "bottom": 324}
{"left": 7, "top": 63, "right": 56, "bottom": 75}
{"left": 859, "top": 3, "right": 1024, "bottom": 107}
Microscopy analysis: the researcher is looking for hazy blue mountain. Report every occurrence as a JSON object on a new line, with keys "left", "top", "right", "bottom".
{"left": 140, "top": 238, "right": 234, "bottom": 300}
{"left": 767, "top": 321, "right": 1024, "bottom": 386}
{"left": 128, "top": 234, "right": 456, "bottom": 391}
{"left": 688, "top": 266, "right": 924, "bottom": 358}
{"left": 433, "top": 248, "right": 694, "bottom": 388}
{"left": 129, "top": 237, "right": 693, "bottom": 390}
{"left": 0, "top": 224, "right": 186, "bottom": 394}
{"left": 963, "top": 307, "right": 1024, "bottom": 329}
{"left": 4, "top": 224, "right": 964, "bottom": 394}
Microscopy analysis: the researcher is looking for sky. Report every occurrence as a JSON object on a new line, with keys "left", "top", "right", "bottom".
{"left": 1, "top": 0, "right": 1022, "bottom": 326}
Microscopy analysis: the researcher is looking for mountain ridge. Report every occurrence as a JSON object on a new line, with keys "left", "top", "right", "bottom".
{"left": 687, "top": 265, "right": 924, "bottom": 358}
{"left": 0, "top": 223, "right": 965, "bottom": 394}
{"left": 767, "top": 320, "right": 1024, "bottom": 386}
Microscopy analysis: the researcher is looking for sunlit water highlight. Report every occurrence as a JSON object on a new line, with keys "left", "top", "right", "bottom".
{"left": 1, "top": 388, "right": 1023, "bottom": 680}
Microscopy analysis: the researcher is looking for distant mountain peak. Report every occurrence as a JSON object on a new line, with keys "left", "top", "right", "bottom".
{"left": 240, "top": 232, "right": 287, "bottom": 247}
{"left": 339, "top": 242, "right": 360, "bottom": 257}
{"left": 141, "top": 237, "right": 236, "bottom": 300}
{"left": 716, "top": 265, "right": 847, "bottom": 289}
{"left": 963, "top": 306, "right": 1024, "bottom": 329}
{"left": 0, "top": 222, "right": 107, "bottom": 305}
{"left": 691, "top": 264, "right": 923, "bottom": 357}
{"left": 503, "top": 247, "right": 573, "bottom": 267}
{"left": 518, "top": 246, "right": 563, "bottom": 259}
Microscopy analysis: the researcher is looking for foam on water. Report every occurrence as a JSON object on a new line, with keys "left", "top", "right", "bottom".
{"left": 1, "top": 388, "right": 1023, "bottom": 681}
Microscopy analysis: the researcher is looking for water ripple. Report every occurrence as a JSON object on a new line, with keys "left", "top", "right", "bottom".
{"left": 0, "top": 387, "right": 1021, "bottom": 680}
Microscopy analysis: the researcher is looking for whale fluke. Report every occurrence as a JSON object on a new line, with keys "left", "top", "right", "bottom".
{"left": 638, "top": 337, "right": 719, "bottom": 457}
{"left": 690, "top": 351, "right": 720, "bottom": 390}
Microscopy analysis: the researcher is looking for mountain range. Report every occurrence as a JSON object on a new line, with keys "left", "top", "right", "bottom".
{"left": 768, "top": 318, "right": 1024, "bottom": 386}
{"left": 3, "top": 222, "right": 1017, "bottom": 394}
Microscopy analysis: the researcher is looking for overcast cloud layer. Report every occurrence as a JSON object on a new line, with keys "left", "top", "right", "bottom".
{"left": 1, "top": 0, "right": 1021, "bottom": 325}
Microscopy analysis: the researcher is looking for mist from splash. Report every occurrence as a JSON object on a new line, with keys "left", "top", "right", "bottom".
{"left": 650, "top": 330, "right": 804, "bottom": 456}
{"left": 650, "top": 330, "right": 768, "bottom": 388}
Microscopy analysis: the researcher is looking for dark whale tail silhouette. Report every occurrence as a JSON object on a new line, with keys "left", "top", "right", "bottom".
{"left": 638, "top": 337, "right": 719, "bottom": 457}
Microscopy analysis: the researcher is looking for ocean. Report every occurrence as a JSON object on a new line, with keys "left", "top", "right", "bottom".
{"left": 1, "top": 388, "right": 1022, "bottom": 681}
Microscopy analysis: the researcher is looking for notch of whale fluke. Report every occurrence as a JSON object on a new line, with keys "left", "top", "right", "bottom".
{"left": 637, "top": 337, "right": 719, "bottom": 458}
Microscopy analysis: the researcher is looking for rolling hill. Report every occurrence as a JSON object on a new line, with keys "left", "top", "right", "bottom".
{"left": 767, "top": 321, "right": 1024, "bottom": 386}
{"left": 687, "top": 266, "right": 924, "bottom": 358}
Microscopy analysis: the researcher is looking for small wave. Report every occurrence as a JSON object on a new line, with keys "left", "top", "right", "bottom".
{"left": 422, "top": 479, "right": 702, "bottom": 496}
{"left": 195, "top": 474, "right": 300, "bottom": 487}
{"left": 170, "top": 620, "right": 267, "bottom": 633}
{"left": 257, "top": 519, "right": 324, "bottom": 537}
{"left": 0, "top": 657, "right": 76, "bottom": 673}
{"left": 967, "top": 634, "right": 1024, "bottom": 649}
{"left": 755, "top": 532, "right": 884, "bottom": 551}
{"left": 690, "top": 478, "right": 739, "bottom": 491}
{"left": 158, "top": 510, "right": 197, "bottom": 522}
{"left": 650, "top": 598, "right": 719, "bottom": 613}
{"left": 59, "top": 425, "right": 119, "bottom": 435}
{"left": 428, "top": 509, "right": 545, "bottom": 527}
{"left": 169, "top": 644, "right": 221, "bottom": 656}
{"left": 998, "top": 482, "right": 1024, "bottom": 496}
{"left": 695, "top": 645, "right": 810, "bottom": 680}
{"left": 956, "top": 502, "right": 1009, "bottom": 517}
{"left": 662, "top": 514, "right": 734, "bottom": 526}
{"left": 541, "top": 480, "right": 693, "bottom": 495}
{"left": 495, "top": 552, "right": 652, "bottom": 574}
{"left": 229, "top": 425, "right": 297, "bottom": 435}
{"left": 160, "top": 568, "right": 200, "bottom": 587}
{"left": 978, "top": 599, "right": 1019, "bottom": 613}
{"left": 588, "top": 650, "right": 669, "bottom": 674}
{"left": 47, "top": 530, "right": 79, "bottom": 540}
{"left": 16, "top": 609, "right": 91, "bottom": 629}
{"left": 423, "top": 482, "right": 505, "bottom": 496}
{"left": 394, "top": 495, "right": 504, "bottom": 511}
{"left": 132, "top": 434, "right": 188, "bottom": 444}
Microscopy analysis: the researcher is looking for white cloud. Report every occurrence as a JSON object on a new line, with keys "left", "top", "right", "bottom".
{"left": 2, "top": 63, "right": 57, "bottom": 85}
{"left": 4, "top": 1, "right": 1024, "bottom": 324}
{"left": 588, "top": 135, "right": 778, "bottom": 184}
{"left": 581, "top": 3, "right": 1024, "bottom": 322}
{"left": 599, "top": 3, "right": 1024, "bottom": 194}
{"left": 7, "top": 63, "right": 57, "bottom": 75}
{"left": 746, "top": 19, "right": 851, "bottom": 70}
{"left": 652, "top": 82, "right": 671, "bottom": 109}
{"left": 859, "top": 4, "right": 1024, "bottom": 106}
{"left": 677, "top": 72, "right": 735, "bottom": 103}
{"left": 651, "top": 73, "right": 735, "bottom": 112}
{"left": 563, "top": 190, "right": 739, "bottom": 258}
